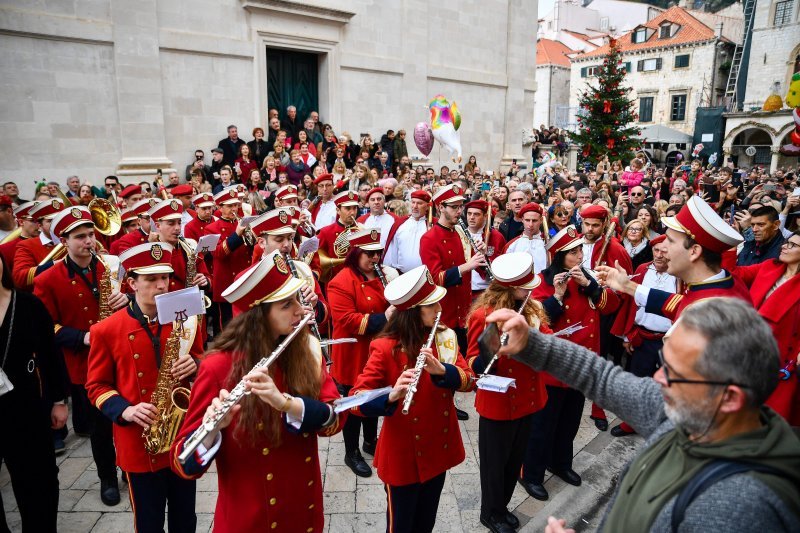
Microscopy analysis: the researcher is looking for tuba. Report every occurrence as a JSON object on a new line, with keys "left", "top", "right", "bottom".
{"left": 143, "top": 317, "right": 196, "bottom": 455}
{"left": 318, "top": 215, "right": 357, "bottom": 282}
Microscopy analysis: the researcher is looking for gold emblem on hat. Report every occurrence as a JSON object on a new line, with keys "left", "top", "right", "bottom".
{"left": 425, "top": 269, "right": 435, "bottom": 285}
{"left": 567, "top": 227, "right": 576, "bottom": 238}
{"left": 274, "top": 254, "right": 289, "bottom": 275}
{"left": 70, "top": 207, "right": 82, "bottom": 219}
{"left": 148, "top": 198, "right": 158, "bottom": 207}
{"left": 51, "top": 199, "right": 60, "bottom": 209}
{"left": 170, "top": 200, "right": 179, "bottom": 211}
{"left": 151, "top": 244, "right": 163, "bottom": 261}
{"left": 348, "top": 192, "right": 355, "bottom": 200}
{"left": 370, "top": 229, "right": 379, "bottom": 242}
{"left": 279, "top": 210, "right": 288, "bottom": 224}
{"left": 452, "top": 185, "right": 461, "bottom": 195}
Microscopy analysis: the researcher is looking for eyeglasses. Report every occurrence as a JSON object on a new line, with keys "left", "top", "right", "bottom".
{"left": 627, "top": 227, "right": 643, "bottom": 233}
{"left": 782, "top": 241, "right": 800, "bottom": 250}
{"left": 630, "top": 192, "right": 644, "bottom": 197}
{"left": 658, "top": 350, "right": 749, "bottom": 388}
{"left": 364, "top": 249, "right": 382, "bottom": 257}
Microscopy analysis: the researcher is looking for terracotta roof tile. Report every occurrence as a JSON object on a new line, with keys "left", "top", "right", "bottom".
{"left": 574, "top": 6, "right": 716, "bottom": 60}
{"left": 536, "top": 38, "right": 573, "bottom": 67}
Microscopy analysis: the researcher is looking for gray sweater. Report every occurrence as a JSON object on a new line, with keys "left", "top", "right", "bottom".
{"left": 513, "top": 328, "right": 800, "bottom": 533}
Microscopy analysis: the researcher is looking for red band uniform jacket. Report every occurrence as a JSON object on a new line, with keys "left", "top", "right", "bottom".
{"left": 85, "top": 303, "right": 203, "bottom": 473}
{"left": 110, "top": 227, "right": 148, "bottom": 256}
{"left": 349, "top": 334, "right": 474, "bottom": 486}
{"left": 12, "top": 236, "right": 56, "bottom": 290}
{"left": 171, "top": 344, "right": 344, "bottom": 533}
{"left": 643, "top": 270, "right": 752, "bottom": 321}
{"left": 420, "top": 223, "right": 472, "bottom": 329}
{"left": 309, "top": 220, "right": 353, "bottom": 281}
{"left": 204, "top": 217, "right": 252, "bottom": 303}
{"left": 466, "top": 305, "right": 549, "bottom": 420}
{"left": 327, "top": 265, "right": 389, "bottom": 386}
{"left": 34, "top": 256, "right": 110, "bottom": 385}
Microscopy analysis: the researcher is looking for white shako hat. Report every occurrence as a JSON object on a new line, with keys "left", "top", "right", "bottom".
{"left": 347, "top": 228, "right": 383, "bottom": 251}
{"left": 222, "top": 249, "right": 305, "bottom": 316}
{"left": 249, "top": 208, "right": 295, "bottom": 236}
{"left": 546, "top": 225, "right": 584, "bottom": 253}
{"left": 491, "top": 252, "right": 541, "bottom": 290}
{"left": 383, "top": 265, "right": 446, "bottom": 311}
{"left": 431, "top": 184, "right": 465, "bottom": 206}
{"left": 661, "top": 195, "right": 743, "bottom": 253}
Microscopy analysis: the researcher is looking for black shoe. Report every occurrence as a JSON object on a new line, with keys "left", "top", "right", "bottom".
{"left": 549, "top": 468, "right": 582, "bottom": 487}
{"left": 100, "top": 478, "right": 121, "bottom": 506}
{"left": 591, "top": 417, "right": 608, "bottom": 431}
{"left": 54, "top": 438, "right": 66, "bottom": 455}
{"left": 518, "top": 478, "right": 548, "bottom": 501}
{"left": 456, "top": 408, "right": 469, "bottom": 421}
{"left": 362, "top": 440, "right": 376, "bottom": 456}
{"left": 344, "top": 450, "right": 372, "bottom": 478}
{"left": 480, "top": 515, "right": 516, "bottom": 533}
{"left": 610, "top": 424, "right": 636, "bottom": 437}
{"left": 504, "top": 510, "right": 520, "bottom": 529}
{"left": 75, "top": 431, "right": 92, "bottom": 438}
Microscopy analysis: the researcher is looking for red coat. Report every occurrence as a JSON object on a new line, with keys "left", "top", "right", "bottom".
{"left": 466, "top": 305, "right": 549, "bottom": 420}
{"left": 12, "top": 236, "right": 56, "bottom": 290}
{"left": 588, "top": 234, "right": 633, "bottom": 273}
{"left": 420, "top": 223, "right": 472, "bottom": 329}
{"left": 644, "top": 271, "right": 752, "bottom": 321}
{"left": 327, "top": 266, "right": 389, "bottom": 385}
{"left": 533, "top": 274, "right": 619, "bottom": 388}
{"left": 86, "top": 305, "right": 203, "bottom": 473}
{"left": 171, "top": 348, "right": 344, "bottom": 533}
{"left": 610, "top": 262, "right": 681, "bottom": 341}
{"left": 167, "top": 240, "right": 212, "bottom": 293}
{"left": 734, "top": 261, "right": 800, "bottom": 426}
{"left": 309, "top": 220, "right": 352, "bottom": 281}
{"left": 183, "top": 216, "right": 215, "bottom": 242}
{"left": 350, "top": 335, "right": 474, "bottom": 485}
{"left": 110, "top": 227, "right": 148, "bottom": 255}
{"left": 0, "top": 235, "right": 25, "bottom": 272}
{"left": 204, "top": 218, "right": 252, "bottom": 302}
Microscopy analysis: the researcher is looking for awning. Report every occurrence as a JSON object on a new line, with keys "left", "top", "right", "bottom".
{"left": 636, "top": 124, "right": 693, "bottom": 144}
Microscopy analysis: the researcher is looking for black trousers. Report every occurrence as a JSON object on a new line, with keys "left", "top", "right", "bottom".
{"left": 385, "top": 472, "right": 446, "bottom": 533}
{"left": 214, "top": 301, "right": 233, "bottom": 332}
{"left": 479, "top": 414, "right": 534, "bottom": 520}
{"left": 339, "top": 384, "right": 378, "bottom": 453}
{"left": 522, "top": 386, "right": 584, "bottom": 483}
{"left": 71, "top": 384, "right": 117, "bottom": 480}
{"left": 629, "top": 337, "right": 663, "bottom": 378}
{"left": 0, "top": 401, "right": 59, "bottom": 533}
{"left": 454, "top": 326, "right": 468, "bottom": 358}
{"left": 126, "top": 469, "right": 196, "bottom": 533}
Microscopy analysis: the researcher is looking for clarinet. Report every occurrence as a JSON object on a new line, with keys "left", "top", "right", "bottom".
{"left": 402, "top": 311, "right": 442, "bottom": 415}
{"left": 284, "top": 253, "right": 329, "bottom": 365}
{"left": 373, "top": 263, "right": 388, "bottom": 287}
{"left": 177, "top": 313, "right": 312, "bottom": 464}
{"left": 457, "top": 219, "right": 494, "bottom": 282}
{"left": 481, "top": 291, "right": 531, "bottom": 376}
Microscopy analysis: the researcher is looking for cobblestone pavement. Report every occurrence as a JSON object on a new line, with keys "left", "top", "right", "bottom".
{"left": 2, "top": 393, "right": 641, "bottom": 532}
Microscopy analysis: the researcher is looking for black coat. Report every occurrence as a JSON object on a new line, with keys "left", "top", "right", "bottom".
{"left": 217, "top": 137, "right": 246, "bottom": 167}
{"left": 247, "top": 139, "right": 270, "bottom": 168}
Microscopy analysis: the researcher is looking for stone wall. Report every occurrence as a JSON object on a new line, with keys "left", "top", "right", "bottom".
{"left": 534, "top": 65, "right": 571, "bottom": 127}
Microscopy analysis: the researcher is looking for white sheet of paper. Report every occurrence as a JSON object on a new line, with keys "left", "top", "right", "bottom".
{"left": 553, "top": 323, "right": 586, "bottom": 337}
{"left": 240, "top": 215, "right": 258, "bottom": 226}
{"left": 196, "top": 233, "right": 220, "bottom": 254}
{"left": 298, "top": 236, "right": 319, "bottom": 259}
{"left": 476, "top": 375, "right": 517, "bottom": 393}
{"left": 333, "top": 387, "right": 392, "bottom": 413}
{"left": 155, "top": 286, "right": 206, "bottom": 324}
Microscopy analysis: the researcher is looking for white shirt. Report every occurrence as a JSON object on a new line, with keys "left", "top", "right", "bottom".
{"left": 506, "top": 234, "right": 548, "bottom": 274}
{"left": 180, "top": 211, "right": 193, "bottom": 237}
{"left": 314, "top": 200, "right": 336, "bottom": 230}
{"left": 634, "top": 265, "right": 677, "bottom": 333}
{"left": 469, "top": 229, "right": 490, "bottom": 291}
{"left": 634, "top": 269, "right": 726, "bottom": 310}
{"left": 384, "top": 216, "right": 427, "bottom": 273}
{"left": 361, "top": 211, "right": 396, "bottom": 248}
{"left": 581, "top": 240, "right": 596, "bottom": 270}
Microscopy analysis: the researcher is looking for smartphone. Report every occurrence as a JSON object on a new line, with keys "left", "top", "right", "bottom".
{"left": 481, "top": 182, "right": 491, "bottom": 191}
{"left": 477, "top": 323, "right": 501, "bottom": 365}
{"left": 493, "top": 180, "right": 500, "bottom": 187}
{"left": 729, "top": 204, "right": 736, "bottom": 226}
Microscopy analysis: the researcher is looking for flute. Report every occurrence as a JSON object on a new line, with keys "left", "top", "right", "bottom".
{"left": 401, "top": 311, "right": 442, "bottom": 415}
{"left": 284, "top": 253, "right": 329, "bottom": 365}
{"left": 481, "top": 291, "right": 531, "bottom": 376}
{"left": 177, "top": 313, "right": 312, "bottom": 464}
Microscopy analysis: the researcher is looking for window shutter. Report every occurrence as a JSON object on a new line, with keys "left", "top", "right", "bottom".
{"left": 637, "top": 60, "right": 645, "bottom": 71}
{"left": 623, "top": 62, "right": 632, "bottom": 72}
{"left": 656, "top": 58, "right": 663, "bottom": 70}
{"left": 581, "top": 66, "right": 588, "bottom": 78}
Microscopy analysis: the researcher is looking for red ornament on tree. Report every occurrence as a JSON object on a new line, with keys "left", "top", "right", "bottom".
{"left": 583, "top": 145, "right": 591, "bottom": 157}
{"left": 607, "top": 138, "right": 616, "bottom": 149}
{"left": 603, "top": 100, "right": 612, "bottom": 113}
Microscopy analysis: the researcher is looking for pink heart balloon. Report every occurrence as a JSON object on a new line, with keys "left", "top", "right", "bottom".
{"left": 414, "top": 122, "right": 433, "bottom": 156}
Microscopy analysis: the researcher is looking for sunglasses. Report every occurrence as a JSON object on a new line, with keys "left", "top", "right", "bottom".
{"left": 630, "top": 192, "right": 644, "bottom": 197}
{"left": 658, "top": 350, "right": 749, "bottom": 388}
{"left": 364, "top": 249, "right": 382, "bottom": 257}
{"left": 554, "top": 210, "right": 569, "bottom": 216}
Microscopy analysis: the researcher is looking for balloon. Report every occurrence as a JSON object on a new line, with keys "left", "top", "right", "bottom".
{"left": 428, "top": 94, "right": 463, "bottom": 162}
{"left": 414, "top": 122, "right": 433, "bottom": 156}
{"left": 692, "top": 143, "right": 704, "bottom": 158}
{"left": 676, "top": 153, "right": 683, "bottom": 161}
{"left": 451, "top": 100, "right": 461, "bottom": 131}
{"left": 708, "top": 152, "right": 718, "bottom": 165}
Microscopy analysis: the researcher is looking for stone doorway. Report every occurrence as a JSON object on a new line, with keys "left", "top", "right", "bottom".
{"left": 266, "top": 48, "right": 319, "bottom": 127}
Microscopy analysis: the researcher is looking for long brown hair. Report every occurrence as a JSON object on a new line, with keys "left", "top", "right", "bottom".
{"left": 377, "top": 307, "right": 436, "bottom": 366}
{"left": 210, "top": 302, "right": 320, "bottom": 445}
{"left": 468, "top": 282, "right": 549, "bottom": 328}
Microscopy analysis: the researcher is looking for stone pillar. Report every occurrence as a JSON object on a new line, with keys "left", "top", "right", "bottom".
{"left": 568, "top": 144, "right": 579, "bottom": 171}
{"left": 110, "top": 0, "right": 174, "bottom": 180}
{"left": 770, "top": 147, "right": 780, "bottom": 173}
{"left": 500, "top": 0, "right": 537, "bottom": 170}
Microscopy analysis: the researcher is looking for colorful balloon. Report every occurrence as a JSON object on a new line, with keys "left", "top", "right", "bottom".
{"left": 428, "top": 94, "right": 463, "bottom": 163}
{"left": 414, "top": 122, "right": 433, "bottom": 156}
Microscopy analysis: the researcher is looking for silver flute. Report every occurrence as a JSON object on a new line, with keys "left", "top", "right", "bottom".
{"left": 481, "top": 291, "right": 532, "bottom": 376}
{"left": 402, "top": 311, "right": 442, "bottom": 415}
{"left": 177, "top": 313, "right": 312, "bottom": 464}
{"left": 283, "top": 253, "right": 329, "bottom": 364}
{"left": 373, "top": 262, "right": 388, "bottom": 287}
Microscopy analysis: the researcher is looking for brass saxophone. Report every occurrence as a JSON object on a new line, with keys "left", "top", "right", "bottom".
{"left": 143, "top": 321, "right": 192, "bottom": 455}
{"left": 90, "top": 251, "right": 114, "bottom": 321}
{"left": 179, "top": 237, "right": 197, "bottom": 288}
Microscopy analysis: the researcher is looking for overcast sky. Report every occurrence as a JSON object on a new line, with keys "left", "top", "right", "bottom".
{"left": 539, "top": 0, "right": 557, "bottom": 18}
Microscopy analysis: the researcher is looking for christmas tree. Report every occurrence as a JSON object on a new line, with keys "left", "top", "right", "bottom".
{"left": 570, "top": 38, "right": 642, "bottom": 167}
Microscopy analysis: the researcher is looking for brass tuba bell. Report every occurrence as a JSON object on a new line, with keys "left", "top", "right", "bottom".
{"left": 88, "top": 197, "right": 122, "bottom": 236}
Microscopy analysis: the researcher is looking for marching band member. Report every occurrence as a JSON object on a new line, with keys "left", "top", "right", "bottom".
{"left": 520, "top": 226, "right": 619, "bottom": 501}
{"left": 274, "top": 185, "right": 314, "bottom": 239}
{"left": 467, "top": 253, "right": 549, "bottom": 533}
{"left": 183, "top": 192, "right": 216, "bottom": 242}
{"left": 349, "top": 265, "right": 474, "bottom": 533}
{"left": 12, "top": 198, "right": 63, "bottom": 290}
{"left": 167, "top": 184, "right": 196, "bottom": 235}
{"left": 250, "top": 207, "right": 328, "bottom": 328}
{"left": 503, "top": 203, "right": 547, "bottom": 274}
{"left": 34, "top": 206, "right": 129, "bottom": 505}
{"left": 327, "top": 228, "right": 397, "bottom": 477}
{"left": 110, "top": 197, "right": 159, "bottom": 255}
{"left": 0, "top": 201, "right": 39, "bottom": 271}
{"left": 310, "top": 173, "right": 337, "bottom": 230}
{"left": 310, "top": 190, "right": 360, "bottom": 282}
{"left": 171, "top": 250, "right": 345, "bottom": 533}
{"left": 204, "top": 188, "right": 253, "bottom": 329}
{"left": 464, "top": 199, "right": 506, "bottom": 296}
{"left": 383, "top": 190, "right": 431, "bottom": 274}
{"left": 356, "top": 187, "right": 399, "bottom": 249}
{"left": 86, "top": 242, "right": 201, "bottom": 532}
{"left": 118, "top": 183, "right": 144, "bottom": 207}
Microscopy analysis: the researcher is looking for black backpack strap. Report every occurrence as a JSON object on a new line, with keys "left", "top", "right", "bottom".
{"left": 670, "top": 460, "right": 788, "bottom": 532}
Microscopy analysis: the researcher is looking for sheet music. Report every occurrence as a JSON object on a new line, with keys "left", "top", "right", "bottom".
{"left": 333, "top": 387, "right": 392, "bottom": 413}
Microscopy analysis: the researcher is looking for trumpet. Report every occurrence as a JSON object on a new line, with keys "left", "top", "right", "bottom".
{"left": 481, "top": 291, "right": 531, "bottom": 376}
{"left": 233, "top": 212, "right": 256, "bottom": 247}
{"left": 402, "top": 311, "right": 442, "bottom": 415}
{"left": 177, "top": 313, "right": 312, "bottom": 463}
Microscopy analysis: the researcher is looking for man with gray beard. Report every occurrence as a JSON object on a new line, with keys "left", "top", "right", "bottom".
{"left": 489, "top": 298, "right": 800, "bottom": 532}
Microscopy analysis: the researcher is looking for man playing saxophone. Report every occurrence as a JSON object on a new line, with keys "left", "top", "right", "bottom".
{"left": 33, "top": 206, "right": 129, "bottom": 505}
{"left": 86, "top": 242, "right": 201, "bottom": 533}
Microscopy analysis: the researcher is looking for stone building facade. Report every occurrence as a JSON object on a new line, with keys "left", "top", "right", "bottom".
{"left": 0, "top": 0, "right": 537, "bottom": 197}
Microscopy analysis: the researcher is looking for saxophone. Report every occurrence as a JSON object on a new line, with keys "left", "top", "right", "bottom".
{"left": 179, "top": 237, "right": 197, "bottom": 288}
{"left": 90, "top": 251, "right": 114, "bottom": 321}
{"left": 143, "top": 320, "right": 192, "bottom": 455}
